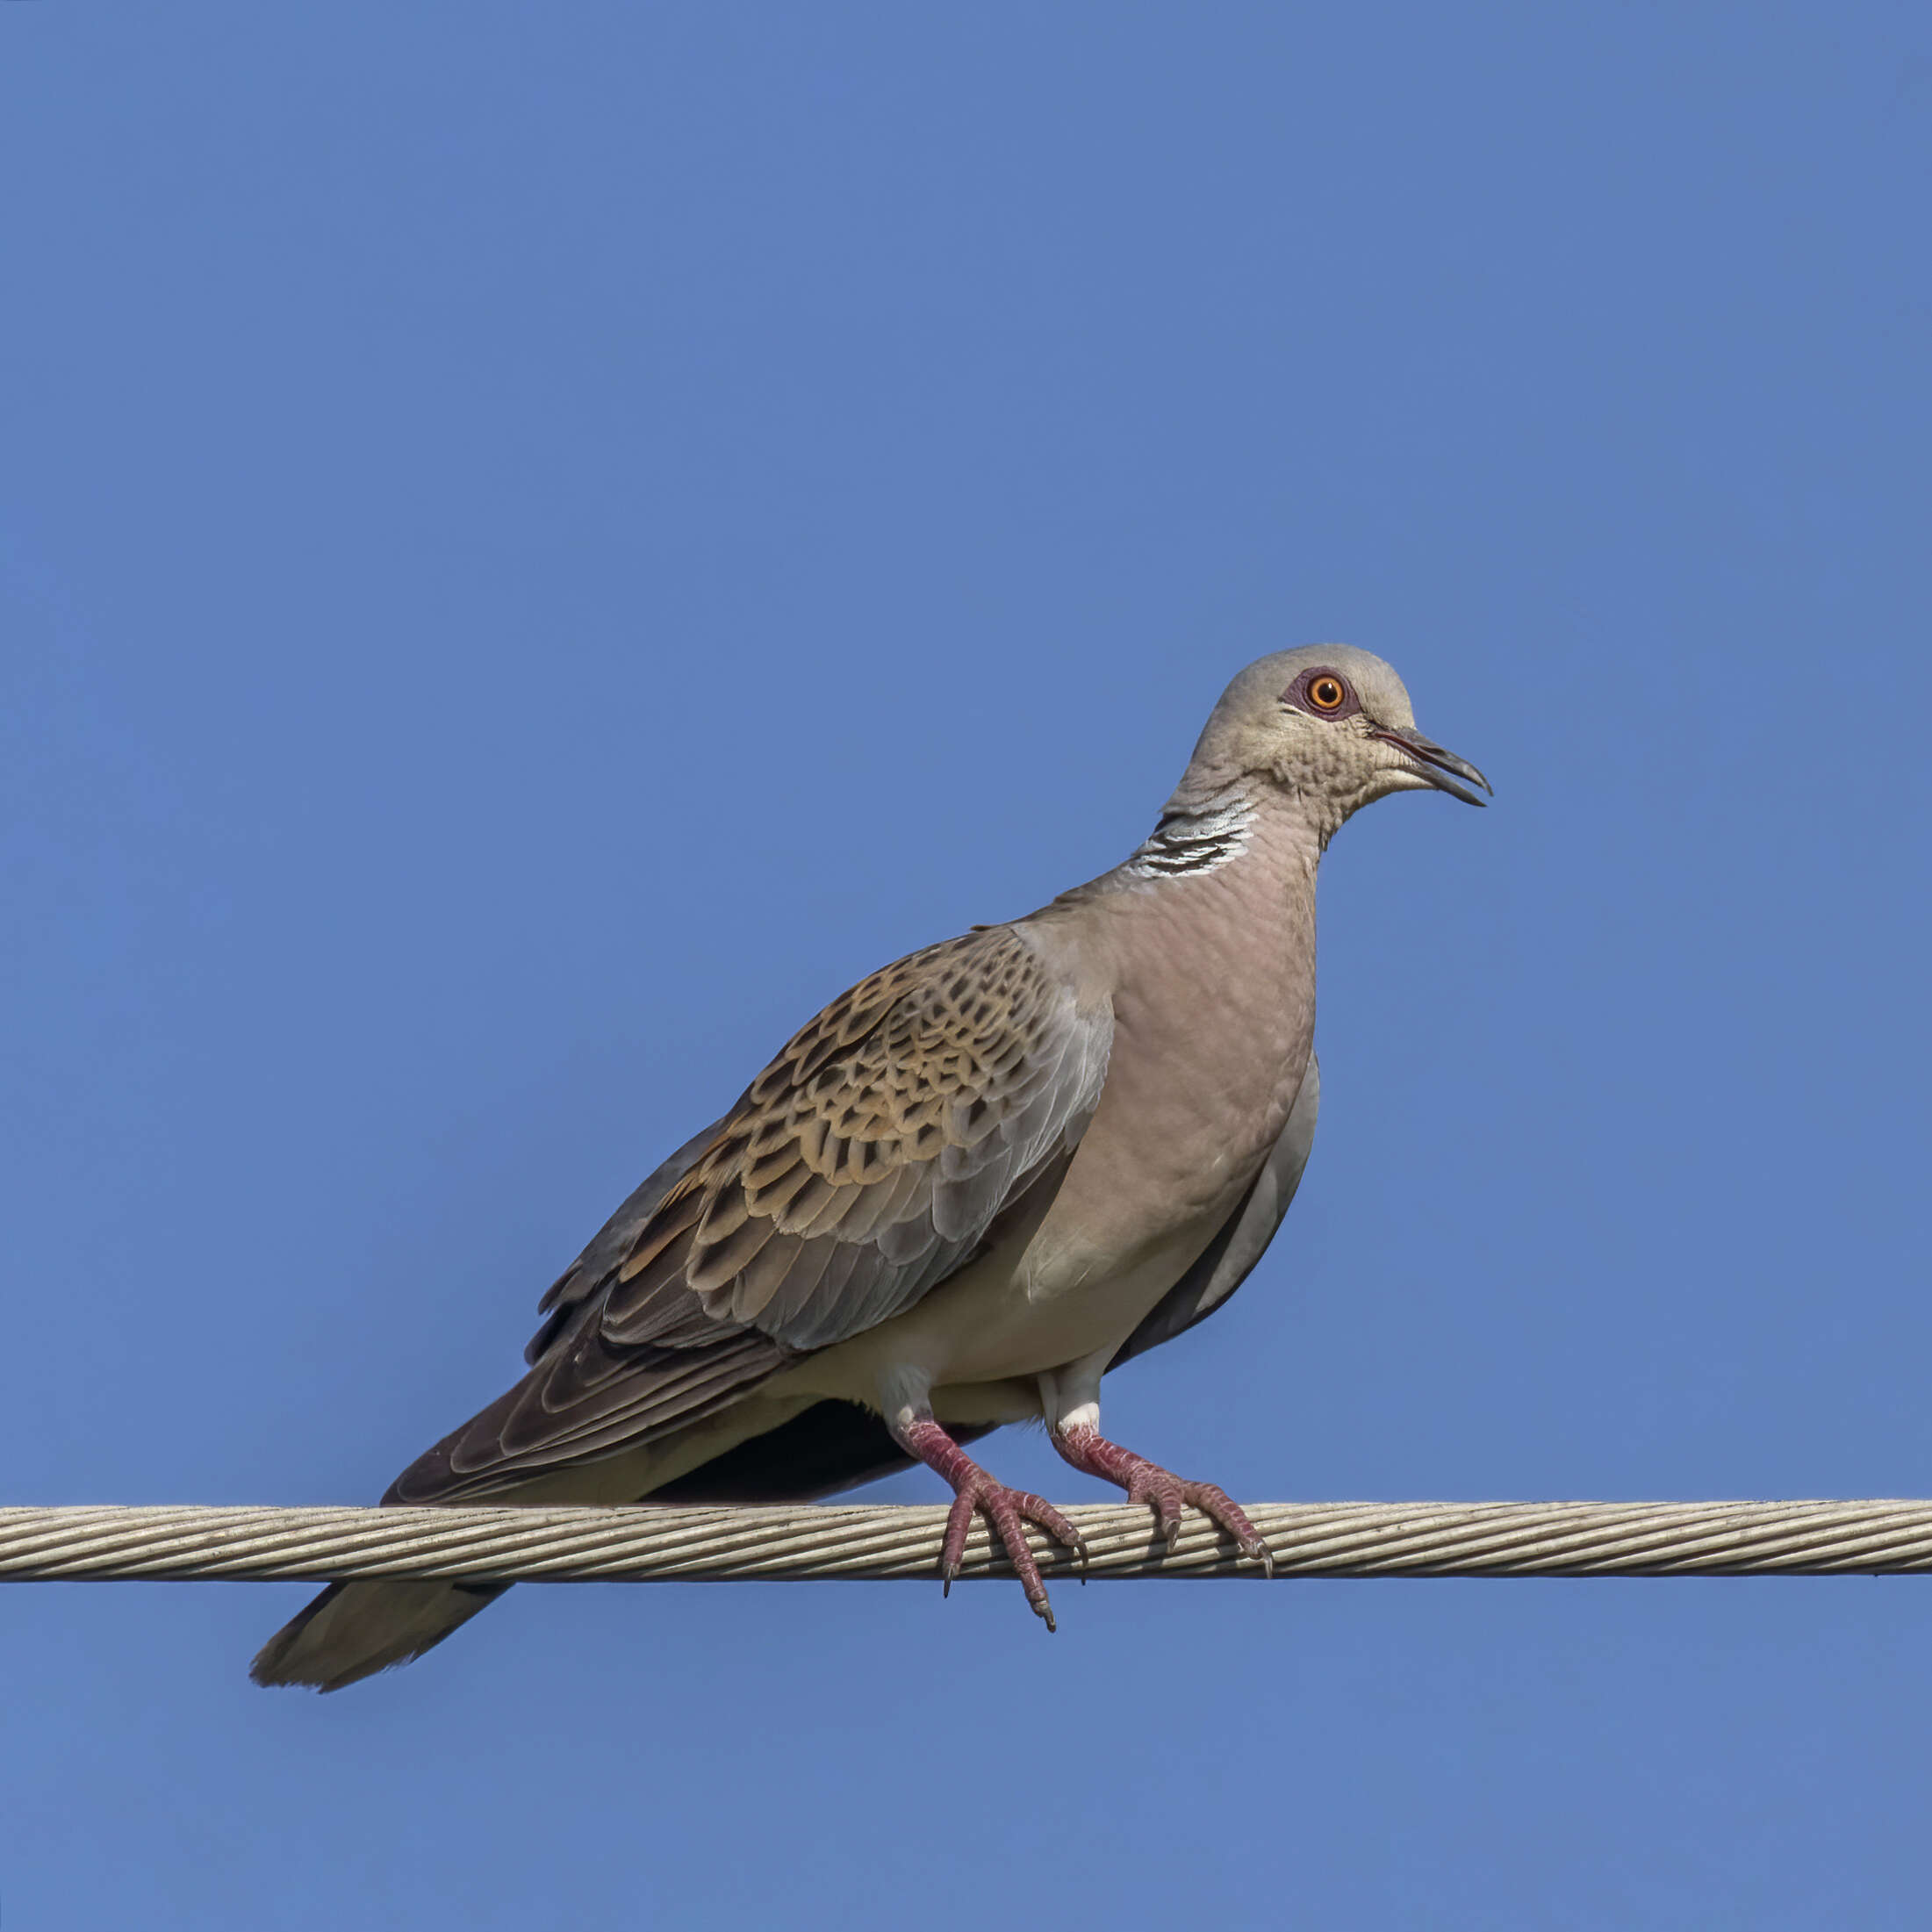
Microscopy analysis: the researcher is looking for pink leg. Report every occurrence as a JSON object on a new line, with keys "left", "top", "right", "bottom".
{"left": 892, "top": 1416, "right": 1087, "bottom": 1631}
{"left": 1052, "top": 1424, "right": 1275, "bottom": 1576}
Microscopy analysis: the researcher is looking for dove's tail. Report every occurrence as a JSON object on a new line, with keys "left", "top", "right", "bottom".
{"left": 249, "top": 1396, "right": 959, "bottom": 1690}
{"left": 248, "top": 1579, "right": 509, "bottom": 1691}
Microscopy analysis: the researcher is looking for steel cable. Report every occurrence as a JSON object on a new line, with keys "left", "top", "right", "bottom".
{"left": 5, "top": 1500, "right": 1932, "bottom": 1584}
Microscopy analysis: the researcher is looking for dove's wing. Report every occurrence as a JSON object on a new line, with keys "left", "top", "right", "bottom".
{"left": 388, "top": 923, "right": 1112, "bottom": 1501}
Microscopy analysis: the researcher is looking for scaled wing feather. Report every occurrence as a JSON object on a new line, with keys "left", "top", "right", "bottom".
{"left": 387, "top": 926, "right": 1111, "bottom": 1502}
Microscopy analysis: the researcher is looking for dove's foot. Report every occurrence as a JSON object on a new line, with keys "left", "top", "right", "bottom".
{"left": 891, "top": 1416, "right": 1086, "bottom": 1630}
{"left": 1051, "top": 1423, "right": 1275, "bottom": 1576}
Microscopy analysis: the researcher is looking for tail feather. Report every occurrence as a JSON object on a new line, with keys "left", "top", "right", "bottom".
{"left": 248, "top": 1579, "right": 508, "bottom": 1692}
{"left": 248, "top": 1395, "right": 937, "bottom": 1689}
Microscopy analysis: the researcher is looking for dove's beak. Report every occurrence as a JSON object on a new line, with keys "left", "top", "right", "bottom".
{"left": 1370, "top": 728, "right": 1492, "bottom": 807}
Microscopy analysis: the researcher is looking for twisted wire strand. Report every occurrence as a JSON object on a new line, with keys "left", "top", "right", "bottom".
{"left": 4, "top": 1501, "right": 1932, "bottom": 1584}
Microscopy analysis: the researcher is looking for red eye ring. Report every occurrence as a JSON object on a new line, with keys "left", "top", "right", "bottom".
{"left": 1306, "top": 674, "right": 1347, "bottom": 711}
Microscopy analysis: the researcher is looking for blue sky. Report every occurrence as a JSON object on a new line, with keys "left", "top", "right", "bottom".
{"left": 4, "top": 3, "right": 1930, "bottom": 1925}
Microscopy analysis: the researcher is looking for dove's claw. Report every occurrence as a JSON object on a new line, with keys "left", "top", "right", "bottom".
{"left": 894, "top": 1416, "right": 1083, "bottom": 1630}
{"left": 1051, "top": 1424, "right": 1274, "bottom": 1575}
{"left": 1176, "top": 1479, "right": 1274, "bottom": 1574}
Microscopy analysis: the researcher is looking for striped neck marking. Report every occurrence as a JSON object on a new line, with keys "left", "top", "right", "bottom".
{"left": 1122, "top": 786, "right": 1259, "bottom": 880}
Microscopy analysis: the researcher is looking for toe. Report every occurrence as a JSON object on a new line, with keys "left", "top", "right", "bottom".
{"left": 1181, "top": 1482, "right": 1275, "bottom": 1573}
{"left": 1130, "top": 1469, "right": 1186, "bottom": 1550}
{"left": 982, "top": 1490, "right": 1059, "bottom": 1630}
{"left": 1016, "top": 1492, "right": 1087, "bottom": 1564}
{"left": 939, "top": 1489, "right": 980, "bottom": 1591}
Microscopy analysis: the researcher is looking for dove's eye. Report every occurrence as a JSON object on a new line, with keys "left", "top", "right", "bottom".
{"left": 1304, "top": 672, "right": 1348, "bottom": 712}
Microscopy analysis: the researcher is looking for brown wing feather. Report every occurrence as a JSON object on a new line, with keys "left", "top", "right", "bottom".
{"left": 601, "top": 923, "right": 1110, "bottom": 1354}
{"left": 387, "top": 924, "right": 1110, "bottom": 1503}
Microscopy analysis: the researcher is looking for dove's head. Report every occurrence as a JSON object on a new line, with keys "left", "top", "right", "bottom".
{"left": 1186, "top": 643, "right": 1490, "bottom": 841}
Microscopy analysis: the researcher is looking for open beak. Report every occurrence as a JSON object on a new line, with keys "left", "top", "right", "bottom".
{"left": 1370, "top": 728, "right": 1492, "bottom": 807}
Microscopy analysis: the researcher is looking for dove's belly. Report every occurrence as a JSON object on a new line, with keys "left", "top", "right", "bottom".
{"left": 784, "top": 1160, "right": 1255, "bottom": 1414}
